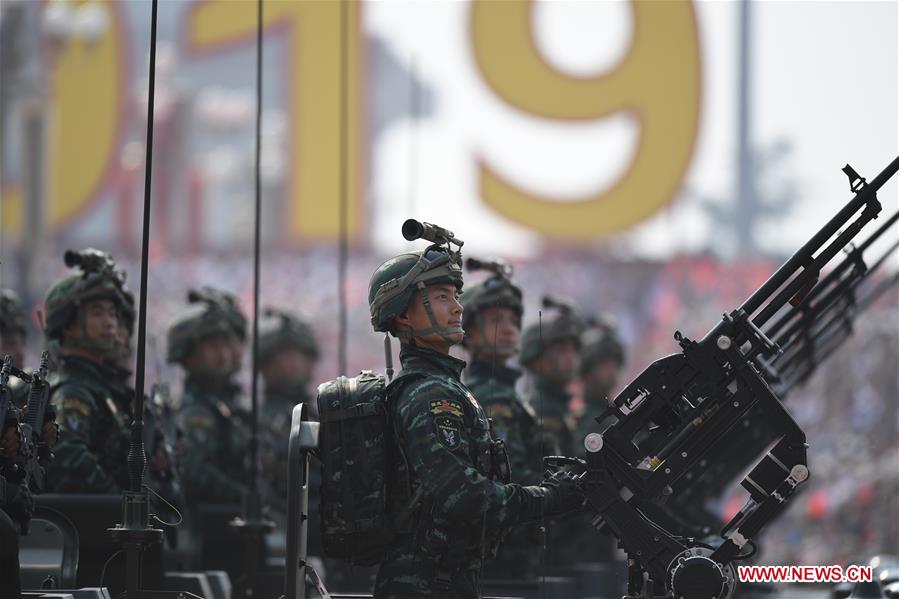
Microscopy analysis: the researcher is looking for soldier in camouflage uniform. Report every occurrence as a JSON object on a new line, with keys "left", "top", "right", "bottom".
{"left": 368, "top": 240, "right": 584, "bottom": 598}
{"left": 257, "top": 308, "right": 319, "bottom": 510}
{"left": 519, "top": 309, "right": 581, "bottom": 459}
{"left": 1, "top": 289, "right": 30, "bottom": 407}
{"left": 460, "top": 265, "right": 539, "bottom": 485}
{"left": 571, "top": 324, "right": 627, "bottom": 564}
{"left": 1, "top": 289, "right": 27, "bottom": 369}
{"left": 575, "top": 324, "right": 626, "bottom": 451}
{"left": 169, "top": 290, "right": 250, "bottom": 508}
{"left": 1, "top": 411, "right": 28, "bottom": 597}
{"left": 519, "top": 306, "right": 585, "bottom": 572}
{"left": 44, "top": 250, "right": 137, "bottom": 492}
{"left": 459, "top": 264, "right": 545, "bottom": 582}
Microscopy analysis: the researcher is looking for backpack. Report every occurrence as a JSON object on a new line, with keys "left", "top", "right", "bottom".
{"left": 316, "top": 369, "right": 424, "bottom": 566}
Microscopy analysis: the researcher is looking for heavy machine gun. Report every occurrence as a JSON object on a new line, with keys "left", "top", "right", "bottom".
{"left": 573, "top": 157, "right": 899, "bottom": 599}
{"left": 668, "top": 203, "right": 899, "bottom": 536}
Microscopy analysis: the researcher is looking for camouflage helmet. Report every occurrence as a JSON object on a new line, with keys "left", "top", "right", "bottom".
{"left": 579, "top": 327, "right": 626, "bottom": 376}
{"left": 258, "top": 308, "right": 319, "bottom": 366}
{"left": 187, "top": 287, "right": 247, "bottom": 341}
{"left": 518, "top": 300, "right": 582, "bottom": 366}
{"left": 166, "top": 302, "right": 236, "bottom": 364}
{"left": 460, "top": 258, "right": 523, "bottom": 333}
{"left": 368, "top": 245, "right": 464, "bottom": 339}
{"left": 43, "top": 249, "right": 130, "bottom": 343}
{"left": 0, "top": 289, "right": 27, "bottom": 338}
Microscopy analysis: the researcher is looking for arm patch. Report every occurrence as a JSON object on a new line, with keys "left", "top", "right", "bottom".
{"left": 58, "top": 397, "right": 94, "bottom": 434}
{"left": 429, "top": 399, "right": 464, "bottom": 418}
{"left": 434, "top": 415, "right": 463, "bottom": 451}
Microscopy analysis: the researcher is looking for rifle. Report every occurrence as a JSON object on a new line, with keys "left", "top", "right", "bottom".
{"left": 14, "top": 351, "right": 52, "bottom": 496}
{"left": 0, "top": 356, "right": 17, "bottom": 477}
{"left": 573, "top": 157, "right": 899, "bottom": 599}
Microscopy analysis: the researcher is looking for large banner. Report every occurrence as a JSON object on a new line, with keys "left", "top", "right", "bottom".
{"left": 0, "top": 0, "right": 702, "bottom": 246}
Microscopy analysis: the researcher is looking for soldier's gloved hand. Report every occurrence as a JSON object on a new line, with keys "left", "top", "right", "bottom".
{"left": 540, "top": 470, "right": 585, "bottom": 516}
{"left": 2, "top": 479, "right": 34, "bottom": 521}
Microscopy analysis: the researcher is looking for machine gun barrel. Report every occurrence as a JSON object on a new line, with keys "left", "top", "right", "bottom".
{"left": 763, "top": 209, "right": 899, "bottom": 343}
{"left": 772, "top": 238, "right": 898, "bottom": 361}
{"left": 730, "top": 157, "right": 898, "bottom": 333}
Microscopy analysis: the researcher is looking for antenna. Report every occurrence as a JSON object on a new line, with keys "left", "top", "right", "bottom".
{"left": 106, "top": 1, "right": 165, "bottom": 597}
{"left": 228, "top": 0, "right": 275, "bottom": 594}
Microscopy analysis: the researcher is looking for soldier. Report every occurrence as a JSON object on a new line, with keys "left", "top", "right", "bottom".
{"left": 571, "top": 325, "right": 626, "bottom": 565}
{"left": 368, "top": 240, "right": 584, "bottom": 598}
{"left": 169, "top": 290, "right": 250, "bottom": 508}
{"left": 1, "top": 289, "right": 27, "bottom": 368}
{"left": 460, "top": 264, "right": 539, "bottom": 485}
{"left": 1, "top": 418, "right": 28, "bottom": 598}
{"left": 1, "top": 289, "right": 31, "bottom": 407}
{"left": 189, "top": 286, "right": 248, "bottom": 373}
{"left": 576, "top": 324, "right": 626, "bottom": 448}
{"left": 519, "top": 307, "right": 582, "bottom": 458}
{"left": 43, "top": 249, "right": 136, "bottom": 492}
{"left": 459, "top": 263, "right": 545, "bottom": 581}
{"left": 258, "top": 308, "right": 319, "bottom": 422}
{"left": 257, "top": 308, "right": 319, "bottom": 510}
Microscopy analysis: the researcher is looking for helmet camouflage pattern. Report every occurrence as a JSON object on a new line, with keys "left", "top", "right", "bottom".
{"left": 187, "top": 287, "right": 247, "bottom": 341}
{"left": 579, "top": 322, "right": 626, "bottom": 375}
{"left": 258, "top": 308, "right": 319, "bottom": 365}
{"left": 518, "top": 298, "right": 582, "bottom": 365}
{"left": 460, "top": 276, "right": 523, "bottom": 332}
{"left": 368, "top": 245, "right": 464, "bottom": 338}
{"left": 167, "top": 288, "right": 245, "bottom": 364}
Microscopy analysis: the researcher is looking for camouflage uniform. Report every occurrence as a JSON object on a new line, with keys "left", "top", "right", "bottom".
{"left": 47, "top": 355, "right": 132, "bottom": 492}
{"left": 367, "top": 239, "right": 584, "bottom": 599}
{"left": 465, "top": 360, "right": 539, "bottom": 485}
{"left": 519, "top": 313, "right": 583, "bottom": 569}
{"left": 519, "top": 314, "right": 582, "bottom": 459}
{"left": 376, "top": 345, "right": 556, "bottom": 598}
{"left": 527, "top": 376, "right": 576, "bottom": 458}
{"left": 178, "top": 376, "right": 250, "bottom": 505}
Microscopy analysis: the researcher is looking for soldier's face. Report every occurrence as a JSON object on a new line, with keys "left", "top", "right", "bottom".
{"left": 466, "top": 306, "right": 520, "bottom": 361}
{"left": 400, "top": 283, "right": 464, "bottom": 353}
{"left": 583, "top": 359, "right": 622, "bottom": 403}
{"left": 0, "top": 331, "right": 25, "bottom": 367}
{"left": 261, "top": 348, "right": 317, "bottom": 391}
{"left": 533, "top": 339, "right": 579, "bottom": 384}
{"left": 66, "top": 299, "right": 119, "bottom": 346}
{"left": 186, "top": 333, "right": 238, "bottom": 378}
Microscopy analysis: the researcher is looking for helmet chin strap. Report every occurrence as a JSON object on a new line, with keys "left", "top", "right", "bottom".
{"left": 407, "top": 281, "right": 463, "bottom": 347}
